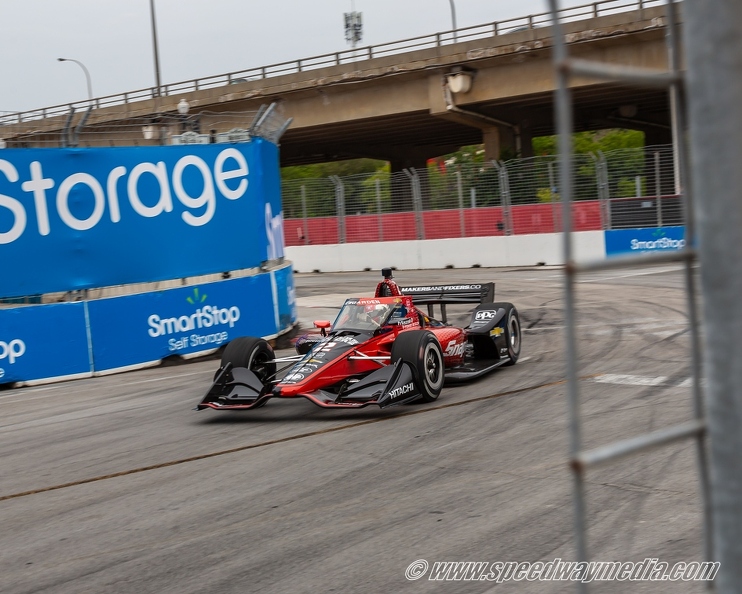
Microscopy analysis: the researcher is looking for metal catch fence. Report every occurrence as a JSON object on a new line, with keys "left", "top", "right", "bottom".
{"left": 282, "top": 144, "right": 681, "bottom": 246}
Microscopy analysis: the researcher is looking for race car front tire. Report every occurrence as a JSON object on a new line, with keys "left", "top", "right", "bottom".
{"left": 502, "top": 305, "right": 521, "bottom": 366}
{"left": 220, "top": 337, "right": 277, "bottom": 384}
{"left": 391, "top": 330, "right": 444, "bottom": 403}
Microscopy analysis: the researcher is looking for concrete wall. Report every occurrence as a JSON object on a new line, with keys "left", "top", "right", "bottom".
{"left": 286, "top": 231, "right": 605, "bottom": 272}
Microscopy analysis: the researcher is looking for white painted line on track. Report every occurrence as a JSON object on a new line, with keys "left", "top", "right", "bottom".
{"left": 577, "top": 266, "right": 682, "bottom": 283}
{"left": 594, "top": 374, "right": 668, "bottom": 386}
{"left": 592, "top": 374, "right": 706, "bottom": 388}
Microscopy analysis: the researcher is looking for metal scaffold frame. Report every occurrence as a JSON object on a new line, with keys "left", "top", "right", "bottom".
{"left": 546, "top": 0, "right": 713, "bottom": 591}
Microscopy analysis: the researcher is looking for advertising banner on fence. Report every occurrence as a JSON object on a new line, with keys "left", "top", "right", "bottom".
{"left": 272, "top": 265, "right": 298, "bottom": 333}
{"left": 0, "top": 302, "right": 91, "bottom": 383}
{"left": 604, "top": 226, "right": 686, "bottom": 257}
{"left": 0, "top": 264, "right": 296, "bottom": 385}
{"left": 0, "top": 139, "right": 284, "bottom": 298}
{"left": 86, "top": 273, "right": 284, "bottom": 372}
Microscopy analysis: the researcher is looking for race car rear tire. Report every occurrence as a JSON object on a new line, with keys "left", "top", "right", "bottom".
{"left": 220, "top": 337, "right": 276, "bottom": 384}
{"left": 391, "top": 330, "right": 444, "bottom": 403}
{"left": 502, "top": 306, "right": 521, "bottom": 366}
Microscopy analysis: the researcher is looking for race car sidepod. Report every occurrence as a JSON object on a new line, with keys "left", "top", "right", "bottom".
{"left": 337, "top": 359, "right": 422, "bottom": 407}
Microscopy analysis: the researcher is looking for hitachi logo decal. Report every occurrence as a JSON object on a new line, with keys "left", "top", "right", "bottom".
{"left": 388, "top": 382, "right": 415, "bottom": 399}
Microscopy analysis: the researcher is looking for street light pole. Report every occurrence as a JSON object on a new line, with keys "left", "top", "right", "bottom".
{"left": 149, "top": 0, "right": 162, "bottom": 98}
{"left": 57, "top": 57, "right": 93, "bottom": 104}
{"left": 448, "top": 0, "right": 457, "bottom": 41}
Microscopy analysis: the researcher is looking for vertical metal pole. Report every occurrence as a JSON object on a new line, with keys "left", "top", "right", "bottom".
{"left": 456, "top": 170, "right": 465, "bottom": 237}
{"left": 448, "top": 0, "right": 458, "bottom": 41}
{"left": 655, "top": 151, "right": 662, "bottom": 227}
{"left": 499, "top": 161, "right": 514, "bottom": 236}
{"left": 680, "top": 0, "right": 723, "bottom": 577}
{"left": 301, "top": 185, "right": 309, "bottom": 246}
{"left": 549, "top": 161, "right": 559, "bottom": 232}
{"left": 332, "top": 176, "right": 346, "bottom": 244}
{"left": 339, "top": 182, "right": 346, "bottom": 244}
{"left": 404, "top": 169, "right": 424, "bottom": 241}
{"left": 376, "top": 178, "right": 383, "bottom": 242}
{"left": 547, "top": 1, "right": 588, "bottom": 587}
{"left": 603, "top": 158, "right": 611, "bottom": 230}
{"left": 635, "top": 175, "right": 642, "bottom": 198}
{"left": 414, "top": 171, "right": 425, "bottom": 240}
{"left": 149, "top": 0, "right": 162, "bottom": 98}
{"left": 470, "top": 187, "right": 476, "bottom": 209}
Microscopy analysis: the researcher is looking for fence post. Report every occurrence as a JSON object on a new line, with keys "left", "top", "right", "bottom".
{"left": 376, "top": 178, "right": 383, "bottom": 241}
{"left": 502, "top": 161, "right": 514, "bottom": 236}
{"left": 548, "top": 161, "right": 559, "bottom": 232}
{"left": 331, "top": 175, "right": 346, "bottom": 244}
{"left": 404, "top": 168, "right": 425, "bottom": 240}
{"left": 493, "top": 160, "right": 513, "bottom": 235}
{"left": 414, "top": 170, "right": 425, "bottom": 240}
{"left": 301, "top": 185, "right": 309, "bottom": 245}
{"left": 655, "top": 151, "right": 662, "bottom": 227}
{"left": 456, "top": 170, "right": 465, "bottom": 237}
{"left": 594, "top": 151, "right": 611, "bottom": 231}
{"left": 601, "top": 155, "right": 611, "bottom": 230}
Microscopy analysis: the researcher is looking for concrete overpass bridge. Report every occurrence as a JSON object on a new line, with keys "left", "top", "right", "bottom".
{"left": 1, "top": 0, "right": 677, "bottom": 168}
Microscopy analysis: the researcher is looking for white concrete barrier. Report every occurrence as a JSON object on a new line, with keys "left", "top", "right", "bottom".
{"left": 286, "top": 231, "right": 605, "bottom": 272}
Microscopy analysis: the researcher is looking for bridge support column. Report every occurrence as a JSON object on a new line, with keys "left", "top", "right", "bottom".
{"left": 483, "top": 126, "right": 518, "bottom": 161}
{"left": 519, "top": 121, "right": 534, "bottom": 158}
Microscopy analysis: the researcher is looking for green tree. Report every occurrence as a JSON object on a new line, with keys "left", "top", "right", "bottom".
{"left": 281, "top": 158, "right": 386, "bottom": 180}
{"left": 532, "top": 129, "right": 644, "bottom": 156}
{"left": 281, "top": 158, "right": 387, "bottom": 218}
{"left": 532, "top": 129, "right": 645, "bottom": 201}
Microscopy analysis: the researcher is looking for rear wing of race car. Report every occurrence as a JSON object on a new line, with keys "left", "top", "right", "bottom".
{"left": 398, "top": 283, "right": 494, "bottom": 323}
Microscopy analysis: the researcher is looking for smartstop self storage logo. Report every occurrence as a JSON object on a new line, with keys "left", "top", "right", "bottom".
{"left": 147, "top": 288, "right": 239, "bottom": 352}
{"left": 605, "top": 226, "right": 687, "bottom": 257}
{"left": 631, "top": 228, "right": 685, "bottom": 251}
{"left": 0, "top": 338, "right": 26, "bottom": 379}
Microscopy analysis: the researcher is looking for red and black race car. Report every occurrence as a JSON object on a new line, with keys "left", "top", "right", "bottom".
{"left": 197, "top": 269, "right": 521, "bottom": 411}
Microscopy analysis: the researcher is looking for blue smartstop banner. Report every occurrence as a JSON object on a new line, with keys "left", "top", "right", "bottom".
{"left": 0, "top": 139, "right": 285, "bottom": 298}
{"left": 0, "top": 302, "right": 91, "bottom": 383}
{"left": 0, "top": 264, "right": 296, "bottom": 383}
{"left": 605, "top": 226, "right": 686, "bottom": 257}
{"left": 88, "top": 274, "right": 277, "bottom": 371}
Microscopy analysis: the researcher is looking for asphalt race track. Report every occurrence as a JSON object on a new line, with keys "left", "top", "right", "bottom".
{"left": 0, "top": 265, "right": 709, "bottom": 593}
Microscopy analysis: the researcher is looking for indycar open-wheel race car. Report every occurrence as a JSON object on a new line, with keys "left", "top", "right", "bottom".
{"left": 197, "top": 269, "right": 521, "bottom": 411}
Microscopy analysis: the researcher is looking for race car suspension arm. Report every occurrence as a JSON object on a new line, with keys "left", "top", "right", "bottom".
{"left": 348, "top": 350, "right": 391, "bottom": 367}
{"left": 270, "top": 355, "right": 304, "bottom": 363}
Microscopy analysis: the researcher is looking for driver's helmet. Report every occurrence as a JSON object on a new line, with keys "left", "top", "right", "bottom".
{"left": 365, "top": 303, "right": 386, "bottom": 324}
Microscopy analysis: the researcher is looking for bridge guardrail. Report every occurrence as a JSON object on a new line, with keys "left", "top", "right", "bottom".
{"left": 0, "top": 0, "right": 665, "bottom": 127}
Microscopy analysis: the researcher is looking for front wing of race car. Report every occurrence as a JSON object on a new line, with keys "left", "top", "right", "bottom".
{"left": 197, "top": 358, "right": 424, "bottom": 410}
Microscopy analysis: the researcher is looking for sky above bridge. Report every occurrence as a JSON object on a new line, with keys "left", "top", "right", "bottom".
{"left": 2, "top": 0, "right": 588, "bottom": 114}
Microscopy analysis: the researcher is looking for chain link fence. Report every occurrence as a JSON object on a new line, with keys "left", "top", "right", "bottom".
{"left": 283, "top": 144, "right": 681, "bottom": 246}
